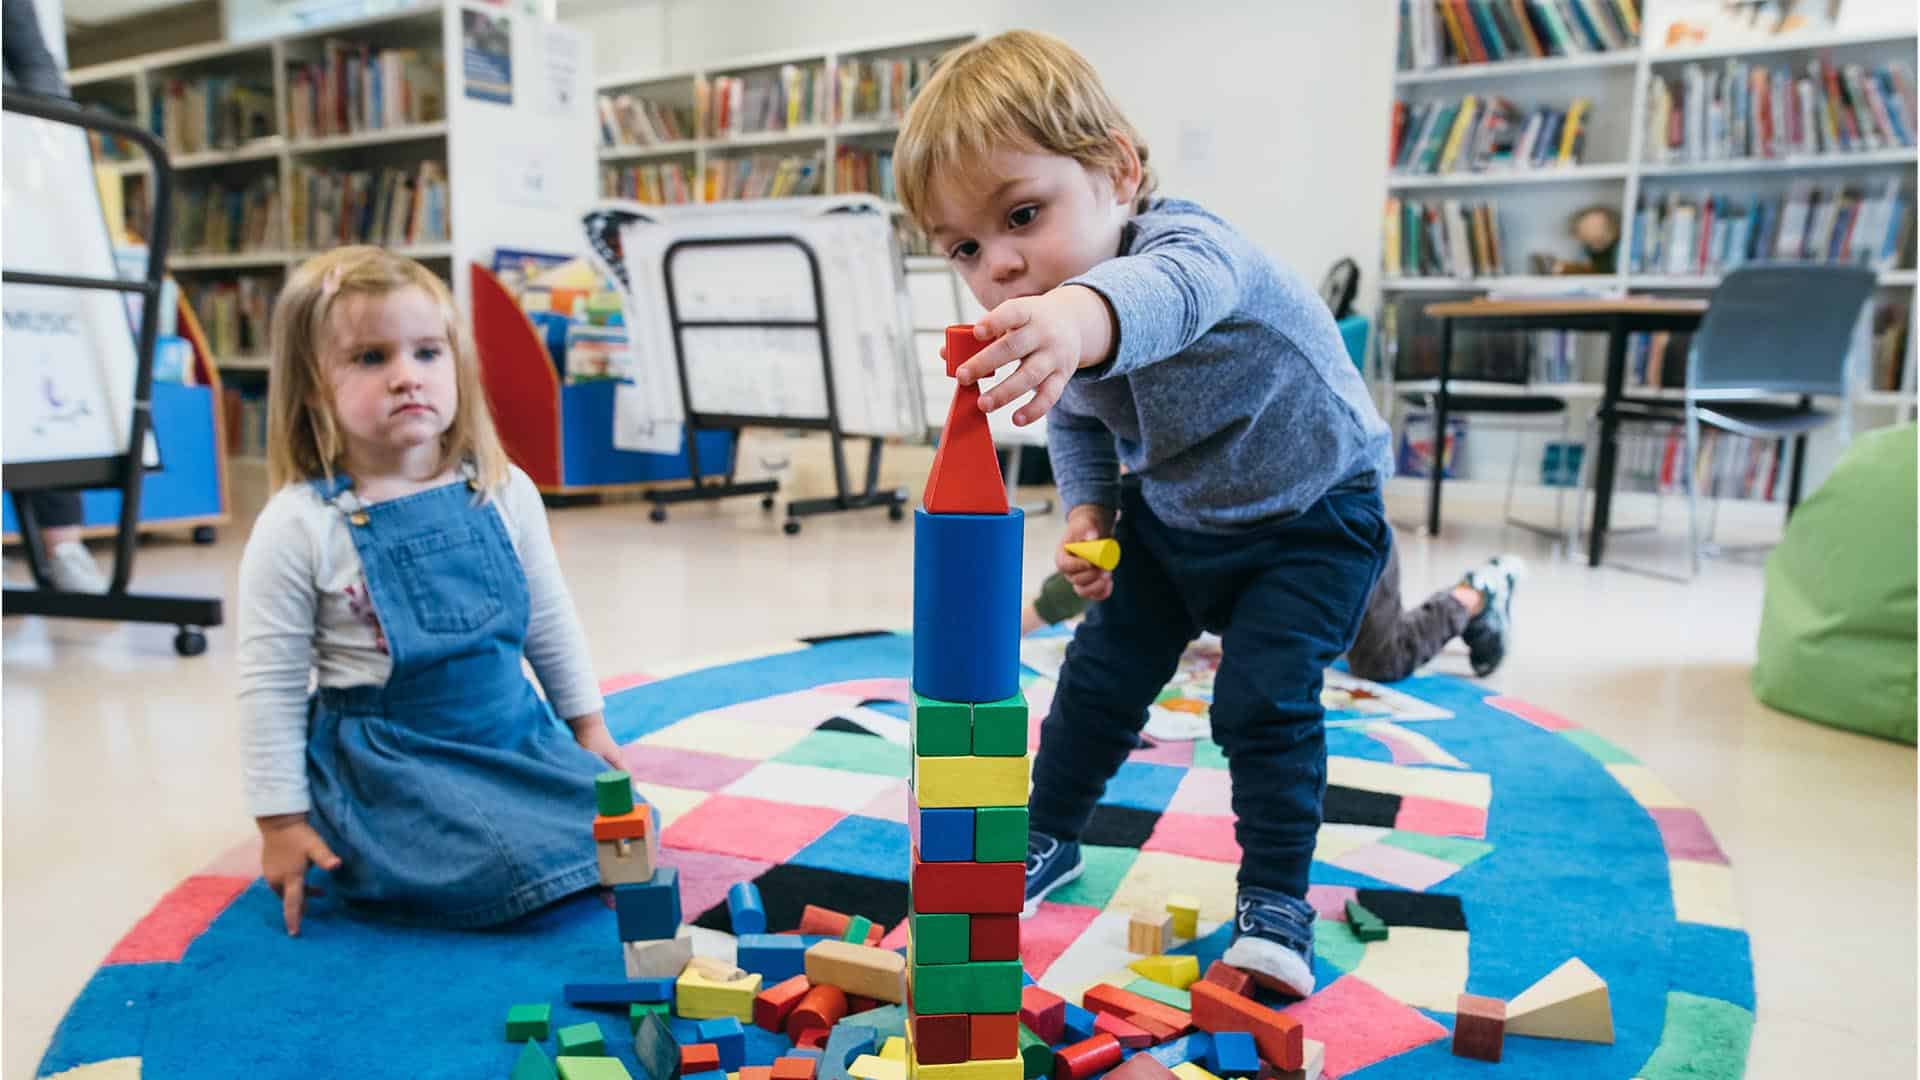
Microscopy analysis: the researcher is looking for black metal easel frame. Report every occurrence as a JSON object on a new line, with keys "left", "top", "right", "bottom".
{"left": 2, "top": 89, "right": 223, "bottom": 655}
{"left": 645, "top": 232, "right": 908, "bottom": 536}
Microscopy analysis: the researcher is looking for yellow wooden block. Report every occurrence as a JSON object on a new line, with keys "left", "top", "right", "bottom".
{"left": 1128, "top": 954, "right": 1199, "bottom": 990}
{"left": 676, "top": 962, "right": 762, "bottom": 1020}
{"left": 880, "top": 1037, "right": 908, "bottom": 1062}
{"left": 909, "top": 1056, "right": 1023, "bottom": 1080}
{"left": 913, "top": 754, "right": 1029, "bottom": 809}
{"left": 1165, "top": 895, "right": 1200, "bottom": 939}
{"left": 1172, "top": 1064, "right": 1222, "bottom": 1080}
{"left": 1063, "top": 539, "right": 1121, "bottom": 571}
{"left": 850, "top": 1055, "right": 908, "bottom": 1080}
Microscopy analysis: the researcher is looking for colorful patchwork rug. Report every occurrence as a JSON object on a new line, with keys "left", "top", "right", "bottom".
{"left": 37, "top": 631, "right": 1754, "bottom": 1079}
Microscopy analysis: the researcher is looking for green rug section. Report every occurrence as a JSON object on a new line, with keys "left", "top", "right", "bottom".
{"left": 1561, "top": 729, "right": 1639, "bottom": 764}
{"left": 1048, "top": 845, "right": 1140, "bottom": 909}
{"left": 774, "top": 730, "right": 910, "bottom": 778}
{"left": 1312, "top": 917, "right": 1365, "bottom": 973}
{"left": 1379, "top": 831, "right": 1493, "bottom": 867}
{"left": 1192, "top": 740, "right": 1228, "bottom": 771}
{"left": 1634, "top": 991, "right": 1755, "bottom": 1080}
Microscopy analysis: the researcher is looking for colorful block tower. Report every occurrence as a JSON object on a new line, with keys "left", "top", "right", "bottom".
{"left": 906, "top": 325, "right": 1028, "bottom": 1080}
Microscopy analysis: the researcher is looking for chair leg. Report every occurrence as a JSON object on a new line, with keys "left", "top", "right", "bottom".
{"left": 1684, "top": 409, "right": 1702, "bottom": 580}
{"left": 1786, "top": 433, "right": 1809, "bottom": 517}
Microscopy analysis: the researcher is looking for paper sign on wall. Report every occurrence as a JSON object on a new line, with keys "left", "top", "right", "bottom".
{"left": 461, "top": 7, "right": 513, "bottom": 104}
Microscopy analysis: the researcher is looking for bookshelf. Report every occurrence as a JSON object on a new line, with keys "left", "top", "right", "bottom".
{"left": 1379, "top": 1, "right": 1918, "bottom": 502}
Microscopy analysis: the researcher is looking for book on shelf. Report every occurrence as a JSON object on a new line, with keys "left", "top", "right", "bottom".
{"left": 289, "top": 160, "right": 449, "bottom": 250}
{"left": 1630, "top": 178, "right": 1914, "bottom": 274}
{"left": 287, "top": 42, "right": 445, "bottom": 140}
{"left": 835, "top": 55, "right": 936, "bottom": 122}
{"left": 1644, "top": 57, "right": 1916, "bottom": 164}
{"left": 183, "top": 275, "right": 276, "bottom": 359}
{"left": 82, "top": 102, "right": 141, "bottom": 161}
{"left": 598, "top": 92, "right": 695, "bottom": 148}
{"left": 152, "top": 75, "right": 275, "bottom": 155}
{"left": 1383, "top": 196, "right": 1507, "bottom": 277}
{"left": 702, "top": 151, "right": 823, "bottom": 201}
{"left": 223, "top": 386, "right": 270, "bottom": 457}
{"left": 1391, "top": 94, "right": 1592, "bottom": 173}
{"left": 601, "top": 161, "right": 697, "bottom": 204}
{"left": 173, "top": 175, "right": 287, "bottom": 254}
{"left": 697, "top": 64, "right": 829, "bottom": 139}
{"left": 1871, "top": 301, "right": 1910, "bottom": 392}
{"left": 1398, "top": 0, "right": 1641, "bottom": 71}
{"left": 833, "top": 145, "right": 895, "bottom": 200}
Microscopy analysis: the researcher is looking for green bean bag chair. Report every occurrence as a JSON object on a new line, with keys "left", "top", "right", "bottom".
{"left": 1752, "top": 422, "right": 1917, "bottom": 743}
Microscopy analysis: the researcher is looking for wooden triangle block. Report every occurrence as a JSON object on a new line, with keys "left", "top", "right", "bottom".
{"left": 923, "top": 326, "right": 1006, "bottom": 514}
{"left": 1505, "top": 957, "right": 1613, "bottom": 1044}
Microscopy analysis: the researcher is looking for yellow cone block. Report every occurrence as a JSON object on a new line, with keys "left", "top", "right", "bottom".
{"left": 1063, "top": 539, "right": 1121, "bottom": 571}
{"left": 880, "top": 1038, "right": 908, "bottom": 1062}
{"left": 1128, "top": 954, "right": 1200, "bottom": 990}
{"left": 912, "top": 754, "right": 1029, "bottom": 809}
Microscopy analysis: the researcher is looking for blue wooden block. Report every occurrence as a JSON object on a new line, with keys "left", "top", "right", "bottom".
{"left": 912, "top": 508, "right": 1024, "bottom": 703}
{"left": 1021, "top": 969, "right": 1036, "bottom": 987}
{"left": 682, "top": 1071, "right": 726, "bottom": 1080}
{"left": 918, "top": 808, "right": 975, "bottom": 862}
{"left": 614, "top": 868, "right": 682, "bottom": 942}
{"left": 1143, "top": 1034, "right": 1212, "bottom": 1069}
{"left": 786, "top": 1049, "right": 824, "bottom": 1061}
{"left": 819, "top": 1024, "right": 878, "bottom": 1080}
{"left": 1060, "top": 1002, "right": 1097, "bottom": 1045}
{"left": 728, "top": 881, "right": 767, "bottom": 934}
{"left": 1207, "top": 1032, "right": 1258, "bottom": 1078}
{"left": 697, "top": 1018, "right": 746, "bottom": 1071}
{"left": 670, "top": 1018, "right": 704, "bottom": 1045}
{"left": 736, "top": 933, "right": 808, "bottom": 983}
{"left": 564, "top": 979, "right": 674, "bottom": 1005}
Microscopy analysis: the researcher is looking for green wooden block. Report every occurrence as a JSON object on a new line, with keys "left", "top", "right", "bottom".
{"left": 971, "top": 692, "right": 1028, "bottom": 756}
{"left": 912, "top": 694, "right": 972, "bottom": 757}
{"left": 628, "top": 1001, "right": 669, "bottom": 1033}
{"left": 912, "top": 912, "right": 970, "bottom": 965}
{"left": 595, "top": 771, "right": 635, "bottom": 817}
{"left": 1124, "top": 977, "right": 1191, "bottom": 1011}
{"left": 973, "top": 806, "right": 1028, "bottom": 863}
{"left": 556, "top": 1021, "right": 607, "bottom": 1057}
{"left": 557, "top": 1058, "right": 635, "bottom": 1080}
{"left": 513, "top": 1040, "right": 559, "bottom": 1080}
{"left": 1017, "top": 1024, "right": 1052, "bottom": 1079}
{"left": 910, "top": 960, "right": 1023, "bottom": 1015}
{"left": 506, "top": 1002, "right": 552, "bottom": 1042}
{"left": 843, "top": 915, "right": 874, "bottom": 943}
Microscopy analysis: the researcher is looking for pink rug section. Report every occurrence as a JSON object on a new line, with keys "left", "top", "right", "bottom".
{"left": 1367, "top": 728, "right": 1448, "bottom": 768}
{"left": 1167, "top": 772, "right": 1235, "bottom": 817}
{"left": 1307, "top": 884, "right": 1359, "bottom": 922}
{"left": 619, "top": 743, "right": 760, "bottom": 792}
{"left": 1328, "top": 843, "right": 1461, "bottom": 892}
{"left": 1130, "top": 738, "right": 1197, "bottom": 767}
{"left": 1484, "top": 695, "right": 1577, "bottom": 731}
{"left": 661, "top": 794, "right": 843, "bottom": 864}
{"left": 879, "top": 919, "right": 911, "bottom": 950}
{"left": 1021, "top": 902, "right": 1103, "bottom": 978}
{"left": 600, "top": 672, "right": 656, "bottom": 695}
{"left": 658, "top": 847, "right": 777, "bottom": 920}
{"left": 104, "top": 874, "right": 253, "bottom": 965}
{"left": 197, "top": 835, "right": 264, "bottom": 880}
{"left": 1394, "top": 796, "right": 1487, "bottom": 840}
{"left": 816, "top": 678, "right": 911, "bottom": 705}
{"left": 856, "top": 781, "right": 912, "bottom": 824}
{"left": 1285, "top": 975, "right": 1448, "bottom": 1078}
{"left": 1142, "top": 812, "right": 1241, "bottom": 864}
{"left": 1649, "top": 807, "right": 1729, "bottom": 865}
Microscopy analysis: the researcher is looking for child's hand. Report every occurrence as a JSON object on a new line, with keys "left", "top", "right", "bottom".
{"left": 957, "top": 286, "right": 1114, "bottom": 427}
{"left": 257, "top": 813, "right": 341, "bottom": 937}
{"left": 1058, "top": 503, "right": 1118, "bottom": 602}
{"left": 569, "top": 713, "right": 625, "bottom": 771}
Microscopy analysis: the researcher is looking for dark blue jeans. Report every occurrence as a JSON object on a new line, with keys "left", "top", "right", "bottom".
{"left": 1029, "top": 481, "right": 1392, "bottom": 899}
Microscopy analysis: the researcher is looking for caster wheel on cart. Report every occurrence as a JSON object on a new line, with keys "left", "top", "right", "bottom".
{"left": 175, "top": 628, "right": 208, "bottom": 657}
{"left": 192, "top": 526, "right": 217, "bottom": 544}
{"left": 761, "top": 496, "right": 776, "bottom": 511}
{"left": 888, "top": 504, "right": 905, "bottom": 521}
{"left": 649, "top": 507, "right": 668, "bottom": 523}
{"left": 783, "top": 521, "right": 802, "bottom": 536}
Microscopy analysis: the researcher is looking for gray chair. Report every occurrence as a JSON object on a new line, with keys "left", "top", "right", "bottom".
{"left": 1591, "top": 263, "right": 1878, "bottom": 579}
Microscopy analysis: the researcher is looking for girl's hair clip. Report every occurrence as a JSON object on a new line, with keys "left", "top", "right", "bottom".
{"left": 321, "top": 265, "right": 347, "bottom": 300}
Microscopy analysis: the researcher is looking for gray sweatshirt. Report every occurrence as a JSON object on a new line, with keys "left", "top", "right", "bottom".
{"left": 1051, "top": 198, "right": 1393, "bottom": 533}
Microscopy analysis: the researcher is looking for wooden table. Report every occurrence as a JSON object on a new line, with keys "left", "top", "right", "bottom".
{"left": 1420, "top": 296, "right": 1710, "bottom": 567}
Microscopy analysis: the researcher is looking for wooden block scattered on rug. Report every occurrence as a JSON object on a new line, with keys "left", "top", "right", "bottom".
{"left": 1165, "top": 895, "right": 1200, "bottom": 939}
{"left": 1452, "top": 994, "right": 1506, "bottom": 1063}
{"left": 1130, "top": 954, "right": 1200, "bottom": 990}
{"left": 805, "top": 939, "right": 906, "bottom": 1003}
{"left": 1128, "top": 912, "right": 1173, "bottom": 955}
{"left": 1189, "top": 981, "right": 1303, "bottom": 1070}
{"left": 1200, "top": 961, "right": 1253, "bottom": 1000}
{"left": 1505, "top": 957, "right": 1614, "bottom": 1044}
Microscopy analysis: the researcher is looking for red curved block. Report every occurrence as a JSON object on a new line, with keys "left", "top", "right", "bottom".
{"left": 1053, "top": 1033, "right": 1122, "bottom": 1080}
{"left": 786, "top": 984, "right": 848, "bottom": 1040}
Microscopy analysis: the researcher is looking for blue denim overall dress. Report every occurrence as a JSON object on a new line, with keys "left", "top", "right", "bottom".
{"left": 303, "top": 471, "right": 602, "bottom": 928}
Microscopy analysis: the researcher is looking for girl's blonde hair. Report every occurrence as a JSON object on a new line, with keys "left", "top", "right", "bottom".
{"left": 267, "top": 246, "right": 509, "bottom": 494}
{"left": 893, "top": 30, "right": 1157, "bottom": 231}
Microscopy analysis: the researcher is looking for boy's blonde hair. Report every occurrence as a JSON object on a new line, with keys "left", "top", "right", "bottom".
{"left": 267, "top": 245, "right": 509, "bottom": 494}
{"left": 894, "top": 30, "right": 1157, "bottom": 231}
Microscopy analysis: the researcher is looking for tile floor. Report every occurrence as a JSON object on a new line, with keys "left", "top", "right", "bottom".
{"left": 3, "top": 452, "right": 1913, "bottom": 1078}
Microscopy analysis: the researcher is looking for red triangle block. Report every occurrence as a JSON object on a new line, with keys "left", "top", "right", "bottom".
{"left": 924, "top": 325, "right": 1008, "bottom": 514}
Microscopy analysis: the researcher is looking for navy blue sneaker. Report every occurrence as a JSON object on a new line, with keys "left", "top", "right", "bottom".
{"left": 1021, "top": 832, "right": 1084, "bottom": 918}
{"left": 1219, "top": 886, "right": 1317, "bottom": 997}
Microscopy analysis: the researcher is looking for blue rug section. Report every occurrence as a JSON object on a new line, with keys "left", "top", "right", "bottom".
{"left": 37, "top": 636, "right": 1754, "bottom": 1078}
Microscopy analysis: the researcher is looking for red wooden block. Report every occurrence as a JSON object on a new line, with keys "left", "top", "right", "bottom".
{"left": 1106, "top": 1055, "right": 1178, "bottom": 1080}
{"left": 786, "top": 984, "right": 849, "bottom": 1040}
{"left": 911, "top": 860, "right": 1024, "bottom": 915}
{"left": 1093, "top": 1012, "right": 1154, "bottom": 1050}
{"left": 1081, "top": 985, "right": 1192, "bottom": 1036}
{"left": 922, "top": 327, "right": 1007, "bottom": 515}
{"left": 847, "top": 995, "right": 880, "bottom": 1015}
{"left": 970, "top": 914, "right": 1021, "bottom": 961}
{"left": 740, "top": 1068, "right": 773, "bottom": 1080}
{"left": 1128, "top": 1013, "right": 1181, "bottom": 1045}
{"left": 682, "top": 1044, "right": 721, "bottom": 1073}
{"left": 793, "top": 1027, "right": 831, "bottom": 1050}
{"left": 772, "top": 1058, "right": 818, "bottom": 1080}
{"left": 1189, "top": 981, "right": 1303, "bottom": 1071}
{"left": 1052, "top": 1034, "right": 1123, "bottom": 1080}
{"left": 914, "top": 1014, "right": 972, "bottom": 1066}
{"left": 1201, "top": 961, "right": 1255, "bottom": 1000}
{"left": 1021, "top": 986, "right": 1067, "bottom": 1045}
{"left": 799, "top": 905, "right": 852, "bottom": 937}
{"left": 755, "top": 974, "right": 812, "bottom": 1033}
{"left": 970, "top": 1013, "right": 1021, "bottom": 1060}
{"left": 1453, "top": 993, "right": 1505, "bottom": 1063}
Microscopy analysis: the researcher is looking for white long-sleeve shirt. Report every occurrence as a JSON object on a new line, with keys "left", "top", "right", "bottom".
{"left": 237, "top": 465, "right": 604, "bottom": 817}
